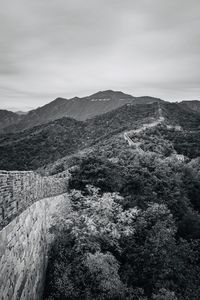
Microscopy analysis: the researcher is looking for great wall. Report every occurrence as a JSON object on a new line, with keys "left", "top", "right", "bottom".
{"left": 0, "top": 170, "right": 70, "bottom": 300}
{"left": 123, "top": 106, "right": 185, "bottom": 161}
{"left": 124, "top": 105, "right": 165, "bottom": 151}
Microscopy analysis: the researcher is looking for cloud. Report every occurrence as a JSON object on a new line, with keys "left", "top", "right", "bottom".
{"left": 0, "top": 0, "right": 200, "bottom": 110}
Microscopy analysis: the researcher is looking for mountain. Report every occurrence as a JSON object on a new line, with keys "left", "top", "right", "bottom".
{"left": 0, "top": 110, "right": 22, "bottom": 131}
{"left": 0, "top": 102, "right": 159, "bottom": 170}
{"left": 0, "top": 90, "right": 162, "bottom": 133}
{"left": 133, "top": 95, "right": 163, "bottom": 105}
{"left": 2, "top": 99, "right": 200, "bottom": 171}
{"left": 42, "top": 101, "right": 200, "bottom": 175}
{"left": 178, "top": 100, "right": 200, "bottom": 114}
{"left": 162, "top": 102, "right": 200, "bottom": 129}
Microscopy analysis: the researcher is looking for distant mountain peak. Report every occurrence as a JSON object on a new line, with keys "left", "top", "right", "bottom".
{"left": 0, "top": 90, "right": 164, "bottom": 133}
{"left": 70, "top": 96, "right": 81, "bottom": 101}
{"left": 89, "top": 90, "right": 134, "bottom": 98}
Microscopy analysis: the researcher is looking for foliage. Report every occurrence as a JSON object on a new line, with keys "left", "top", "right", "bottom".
{"left": 0, "top": 102, "right": 158, "bottom": 170}
{"left": 44, "top": 186, "right": 138, "bottom": 299}
{"left": 162, "top": 129, "right": 200, "bottom": 159}
{"left": 152, "top": 289, "right": 178, "bottom": 300}
{"left": 69, "top": 155, "right": 126, "bottom": 192}
{"left": 44, "top": 184, "right": 200, "bottom": 299}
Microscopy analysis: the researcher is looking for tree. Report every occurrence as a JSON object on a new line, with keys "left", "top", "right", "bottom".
{"left": 69, "top": 155, "right": 126, "bottom": 192}
{"left": 120, "top": 203, "right": 177, "bottom": 297}
{"left": 152, "top": 288, "right": 177, "bottom": 300}
{"left": 44, "top": 186, "right": 138, "bottom": 299}
{"left": 85, "top": 252, "right": 125, "bottom": 299}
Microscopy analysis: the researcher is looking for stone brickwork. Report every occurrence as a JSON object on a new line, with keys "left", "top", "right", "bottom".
{"left": 0, "top": 193, "right": 69, "bottom": 300}
{"left": 0, "top": 170, "right": 69, "bottom": 229}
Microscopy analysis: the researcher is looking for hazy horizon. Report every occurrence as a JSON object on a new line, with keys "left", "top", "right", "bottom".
{"left": 1, "top": 0, "right": 200, "bottom": 111}
{"left": 3, "top": 89, "right": 200, "bottom": 113}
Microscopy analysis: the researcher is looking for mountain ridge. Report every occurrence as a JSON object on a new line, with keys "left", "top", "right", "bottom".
{"left": 0, "top": 90, "right": 164, "bottom": 133}
{"left": 1, "top": 100, "right": 200, "bottom": 171}
{"left": 1, "top": 90, "right": 200, "bottom": 135}
{"left": 0, "top": 102, "right": 160, "bottom": 170}
{"left": 0, "top": 110, "right": 23, "bottom": 131}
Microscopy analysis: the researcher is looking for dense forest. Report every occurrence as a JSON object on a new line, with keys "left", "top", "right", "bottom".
{"left": 2, "top": 101, "right": 200, "bottom": 172}
{"left": 43, "top": 112, "right": 200, "bottom": 299}
{"left": 0, "top": 102, "right": 158, "bottom": 170}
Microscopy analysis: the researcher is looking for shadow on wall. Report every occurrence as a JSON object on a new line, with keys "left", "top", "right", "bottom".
{"left": 0, "top": 193, "right": 69, "bottom": 300}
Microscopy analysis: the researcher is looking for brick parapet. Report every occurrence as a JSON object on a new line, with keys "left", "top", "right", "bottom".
{"left": 0, "top": 170, "right": 69, "bottom": 229}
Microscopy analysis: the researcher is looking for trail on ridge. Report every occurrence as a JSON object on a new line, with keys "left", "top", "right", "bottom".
{"left": 124, "top": 104, "right": 165, "bottom": 151}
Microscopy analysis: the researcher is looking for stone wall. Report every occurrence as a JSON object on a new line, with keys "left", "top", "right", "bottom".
{"left": 0, "top": 170, "right": 69, "bottom": 229}
{"left": 0, "top": 193, "right": 69, "bottom": 300}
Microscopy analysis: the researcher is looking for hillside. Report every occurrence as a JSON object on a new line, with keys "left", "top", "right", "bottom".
{"left": 0, "top": 110, "right": 22, "bottom": 131}
{"left": 40, "top": 100, "right": 200, "bottom": 300}
{"left": 0, "top": 90, "right": 163, "bottom": 133}
{"left": 0, "top": 102, "right": 159, "bottom": 170}
{"left": 179, "top": 100, "right": 200, "bottom": 114}
{"left": 162, "top": 102, "right": 200, "bottom": 130}
{"left": 39, "top": 101, "right": 200, "bottom": 175}
{"left": 1, "top": 100, "right": 200, "bottom": 171}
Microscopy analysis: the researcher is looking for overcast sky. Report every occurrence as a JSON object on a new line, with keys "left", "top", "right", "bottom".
{"left": 0, "top": 0, "right": 200, "bottom": 111}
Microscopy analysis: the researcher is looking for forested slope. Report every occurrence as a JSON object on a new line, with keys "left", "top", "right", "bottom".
{"left": 0, "top": 102, "right": 158, "bottom": 170}
{"left": 44, "top": 111, "right": 200, "bottom": 299}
